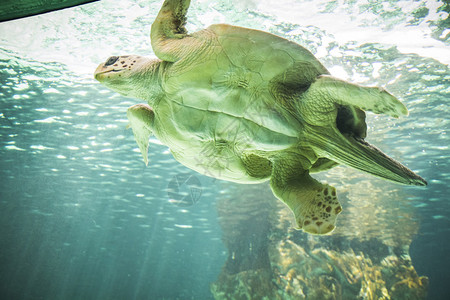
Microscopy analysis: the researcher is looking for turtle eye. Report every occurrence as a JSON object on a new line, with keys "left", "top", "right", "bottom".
{"left": 105, "top": 56, "right": 119, "bottom": 66}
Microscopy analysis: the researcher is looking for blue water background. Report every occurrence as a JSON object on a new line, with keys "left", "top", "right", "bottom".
{"left": 0, "top": 0, "right": 449, "bottom": 299}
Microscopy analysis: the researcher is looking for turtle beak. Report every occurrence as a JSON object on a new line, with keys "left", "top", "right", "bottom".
{"left": 94, "top": 56, "right": 121, "bottom": 79}
{"left": 94, "top": 65, "right": 126, "bottom": 81}
{"left": 306, "top": 126, "right": 427, "bottom": 186}
{"left": 94, "top": 63, "right": 107, "bottom": 81}
{"left": 94, "top": 56, "right": 125, "bottom": 81}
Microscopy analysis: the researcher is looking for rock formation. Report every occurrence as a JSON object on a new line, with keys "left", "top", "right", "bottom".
{"left": 211, "top": 176, "right": 428, "bottom": 299}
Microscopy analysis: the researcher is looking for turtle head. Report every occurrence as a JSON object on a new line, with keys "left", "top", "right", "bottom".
{"left": 94, "top": 55, "right": 162, "bottom": 101}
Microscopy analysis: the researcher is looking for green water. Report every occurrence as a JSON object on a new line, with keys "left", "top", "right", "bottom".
{"left": 0, "top": 0, "right": 448, "bottom": 299}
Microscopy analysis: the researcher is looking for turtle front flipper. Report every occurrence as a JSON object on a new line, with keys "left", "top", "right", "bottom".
{"left": 269, "top": 152, "right": 342, "bottom": 235}
{"left": 127, "top": 104, "right": 155, "bottom": 166}
{"left": 309, "top": 75, "right": 408, "bottom": 118}
{"left": 151, "top": 0, "right": 191, "bottom": 61}
{"left": 296, "top": 75, "right": 427, "bottom": 186}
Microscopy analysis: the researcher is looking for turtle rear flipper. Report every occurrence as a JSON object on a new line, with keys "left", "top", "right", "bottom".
{"left": 270, "top": 153, "right": 342, "bottom": 235}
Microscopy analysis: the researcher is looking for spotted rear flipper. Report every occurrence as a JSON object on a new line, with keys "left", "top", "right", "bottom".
{"left": 270, "top": 155, "right": 343, "bottom": 235}
{"left": 298, "top": 185, "right": 342, "bottom": 234}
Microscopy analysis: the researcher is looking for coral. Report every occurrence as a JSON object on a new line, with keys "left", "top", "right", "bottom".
{"left": 211, "top": 183, "right": 428, "bottom": 299}
{"left": 211, "top": 268, "right": 278, "bottom": 300}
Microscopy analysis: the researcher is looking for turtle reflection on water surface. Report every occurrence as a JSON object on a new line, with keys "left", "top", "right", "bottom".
{"left": 94, "top": 0, "right": 426, "bottom": 235}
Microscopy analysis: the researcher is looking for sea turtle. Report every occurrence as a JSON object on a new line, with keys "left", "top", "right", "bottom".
{"left": 94, "top": 0, "right": 426, "bottom": 234}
